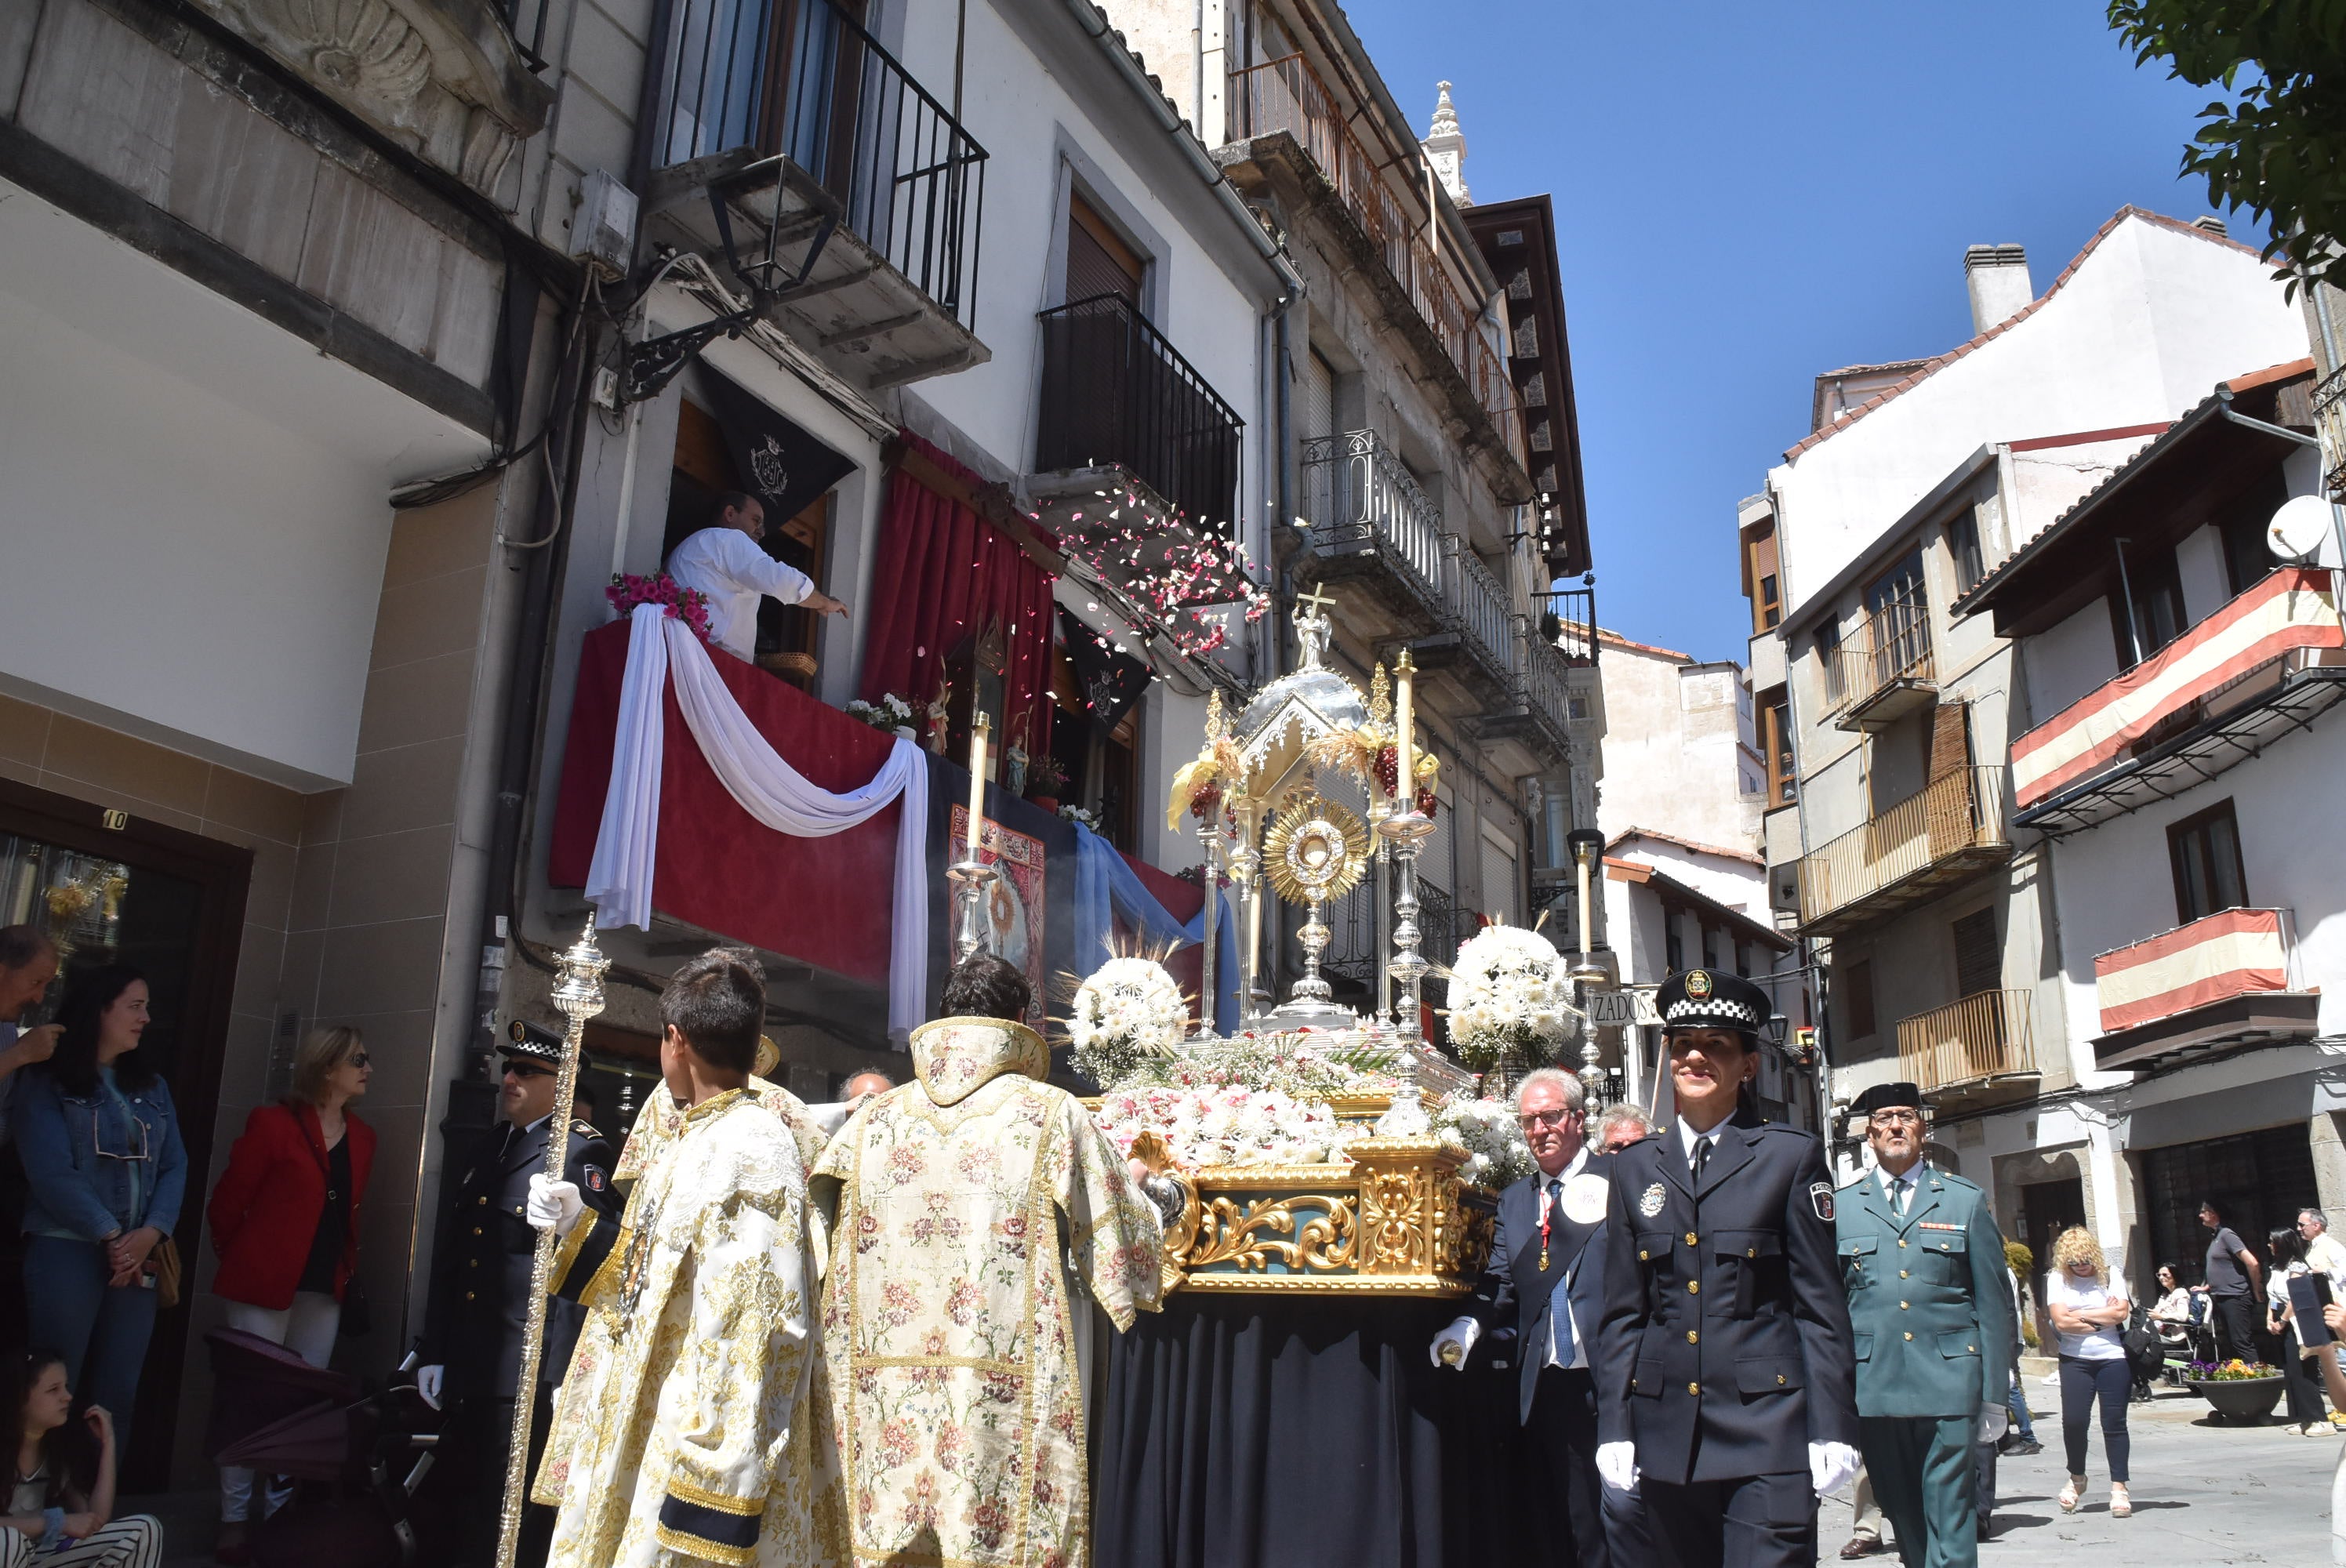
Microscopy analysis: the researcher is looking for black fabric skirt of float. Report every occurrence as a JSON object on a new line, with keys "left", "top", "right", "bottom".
{"left": 1091, "top": 1292, "right": 1546, "bottom": 1568}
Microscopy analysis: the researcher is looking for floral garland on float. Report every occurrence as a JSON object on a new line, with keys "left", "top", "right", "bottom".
{"left": 606, "top": 572, "right": 714, "bottom": 642}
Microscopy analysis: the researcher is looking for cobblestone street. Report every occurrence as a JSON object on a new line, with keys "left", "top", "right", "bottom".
{"left": 1820, "top": 1377, "right": 2341, "bottom": 1566}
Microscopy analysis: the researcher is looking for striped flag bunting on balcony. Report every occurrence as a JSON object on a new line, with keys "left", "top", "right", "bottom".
{"left": 2093, "top": 907, "right": 2287, "bottom": 1034}
{"left": 2011, "top": 567, "right": 2341, "bottom": 808}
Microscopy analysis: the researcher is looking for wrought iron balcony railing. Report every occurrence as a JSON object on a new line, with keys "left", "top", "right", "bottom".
{"left": 1444, "top": 535, "right": 1516, "bottom": 688}
{"left": 1300, "top": 430, "right": 1447, "bottom": 604}
{"left": 1226, "top": 53, "right": 1522, "bottom": 464}
{"left": 1034, "top": 293, "right": 1245, "bottom": 532}
{"left": 1536, "top": 586, "right": 1597, "bottom": 667}
{"left": 1824, "top": 601, "right": 1935, "bottom": 728}
{"left": 2316, "top": 361, "right": 2346, "bottom": 499}
{"left": 651, "top": 0, "right": 985, "bottom": 327}
{"left": 1796, "top": 766, "right": 2009, "bottom": 935}
{"left": 1895, "top": 989, "right": 2039, "bottom": 1104}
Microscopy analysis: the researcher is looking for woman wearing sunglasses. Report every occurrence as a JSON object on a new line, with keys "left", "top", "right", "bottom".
{"left": 202, "top": 1025, "right": 374, "bottom": 1563}
{"left": 9, "top": 964, "right": 187, "bottom": 1469}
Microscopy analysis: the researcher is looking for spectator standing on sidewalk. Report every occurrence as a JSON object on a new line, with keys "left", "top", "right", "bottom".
{"left": 0, "top": 929, "right": 63, "bottom": 1123}
{"left": 203, "top": 1026, "right": 375, "bottom": 1560}
{"left": 2265, "top": 1226, "right": 2332, "bottom": 1436}
{"left": 2045, "top": 1228, "right": 2133, "bottom": 1519}
{"left": 2198, "top": 1199, "right": 2263, "bottom": 1363}
{"left": 12, "top": 967, "right": 184, "bottom": 1463}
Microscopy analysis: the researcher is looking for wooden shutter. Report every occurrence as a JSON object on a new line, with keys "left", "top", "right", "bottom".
{"left": 1924, "top": 699, "right": 1974, "bottom": 856}
{"left": 1952, "top": 909, "right": 1999, "bottom": 999}
{"left": 1300, "top": 349, "right": 1335, "bottom": 442}
{"left": 1065, "top": 194, "right": 1143, "bottom": 307}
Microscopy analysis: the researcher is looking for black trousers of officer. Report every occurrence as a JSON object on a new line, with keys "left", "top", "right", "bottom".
{"left": 1529, "top": 1367, "right": 1615, "bottom": 1568}
{"left": 1641, "top": 1471, "right": 1815, "bottom": 1568}
{"left": 444, "top": 1385, "right": 556, "bottom": 1567}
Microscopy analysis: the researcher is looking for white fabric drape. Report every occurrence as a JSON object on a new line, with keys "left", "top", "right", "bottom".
{"left": 586, "top": 603, "right": 930, "bottom": 1035}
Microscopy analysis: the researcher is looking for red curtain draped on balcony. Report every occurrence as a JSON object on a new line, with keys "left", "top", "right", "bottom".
{"left": 860, "top": 434, "right": 1056, "bottom": 757}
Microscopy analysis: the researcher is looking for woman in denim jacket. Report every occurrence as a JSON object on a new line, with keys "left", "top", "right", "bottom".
{"left": 11, "top": 964, "right": 185, "bottom": 1460}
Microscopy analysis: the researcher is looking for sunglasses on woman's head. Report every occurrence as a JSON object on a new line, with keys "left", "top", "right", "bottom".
{"left": 347, "top": 1051, "right": 371, "bottom": 1069}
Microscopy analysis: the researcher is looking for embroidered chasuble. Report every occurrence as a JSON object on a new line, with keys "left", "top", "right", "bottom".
{"left": 536, "top": 1087, "right": 837, "bottom": 1567}
{"left": 810, "top": 1016, "right": 1165, "bottom": 1568}
{"left": 536, "top": 1073, "right": 831, "bottom": 1524}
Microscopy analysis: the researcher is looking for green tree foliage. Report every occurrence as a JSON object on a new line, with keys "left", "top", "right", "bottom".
{"left": 2109, "top": 0, "right": 2346, "bottom": 289}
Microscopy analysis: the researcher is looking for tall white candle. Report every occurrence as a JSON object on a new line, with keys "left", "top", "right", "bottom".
{"left": 1394, "top": 651, "right": 1416, "bottom": 811}
{"left": 967, "top": 712, "right": 990, "bottom": 862}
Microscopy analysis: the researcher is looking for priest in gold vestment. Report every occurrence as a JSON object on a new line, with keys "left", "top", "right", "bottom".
{"left": 810, "top": 954, "right": 1165, "bottom": 1568}
{"left": 526, "top": 948, "right": 837, "bottom": 1567}
{"left": 534, "top": 1034, "right": 833, "bottom": 1535}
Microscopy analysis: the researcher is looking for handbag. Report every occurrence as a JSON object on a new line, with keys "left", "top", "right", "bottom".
{"left": 147, "top": 1235, "right": 182, "bottom": 1310}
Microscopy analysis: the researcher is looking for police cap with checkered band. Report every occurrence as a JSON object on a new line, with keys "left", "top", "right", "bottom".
{"left": 1655, "top": 967, "right": 1771, "bottom": 1038}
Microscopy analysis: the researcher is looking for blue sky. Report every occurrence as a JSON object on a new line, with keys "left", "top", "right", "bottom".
{"left": 1339, "top": 0, "right": 2268, "bottom": 666}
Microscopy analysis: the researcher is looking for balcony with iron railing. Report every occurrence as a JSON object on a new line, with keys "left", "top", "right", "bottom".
{"left": 1824, "top": 602, "right": 1937, "bottom": 730}
{"left": 1796, "top": 766, "right": 2009, "bottom": 937}
{"left": 1298, "top": 430, "right": 1572, "bottom": 761}
{"left": 2091, "top": 907, "right": 2320, "bottom": 1072}
{"left": 2316, "top": 362, "right": 2346, "bottom": 498}
{"left": 1896, "top": 989, "right": 2042, "bottom": 1112}
{"left": 1026, "top": 292, "right": 1251, "bottom": 604}
{"left": 2011, "top": 565, "right": 2346, "bottom": 834}
{"left": 1226, "top": 53, "right": 1525, "bottom": 477}
{"left": 639, "top": 0, "right": 987, "bottom": 390}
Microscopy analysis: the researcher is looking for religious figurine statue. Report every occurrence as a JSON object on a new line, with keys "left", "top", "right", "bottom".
{"left": 811, "top": 955, "right": 1165, "bottom": 1568}
{"left": 1291, "top": 585, "right": 1336, "bottom": 669}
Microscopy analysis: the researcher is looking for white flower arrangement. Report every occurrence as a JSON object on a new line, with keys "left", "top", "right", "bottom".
{"left": 1446, "top": 924, "right": 1578, "bottom": 1073}
{"left": 1058, "top": 803, "right": 1102, "bottom": 831}
{"left": 1094, "top": 1084, "right": 1345, "bottom": 1170}
{"left": 1067, "top": 956, "right": 1189, "bottom": 1087}
{"left": 1435, "top": 1092, "right": 1535, "bottom": 1190}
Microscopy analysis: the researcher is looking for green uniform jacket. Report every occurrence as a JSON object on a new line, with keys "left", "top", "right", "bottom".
{"left": 1835, "top": 1166, "right": 2014, "bottom": 1419}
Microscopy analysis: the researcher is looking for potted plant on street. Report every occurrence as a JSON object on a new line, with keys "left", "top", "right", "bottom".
{"left": 2184, "top": 1357, "right": 2286, "bottom": 1423}
{"left": 1025, "top": 753, "right": 1068, "bottom": 813}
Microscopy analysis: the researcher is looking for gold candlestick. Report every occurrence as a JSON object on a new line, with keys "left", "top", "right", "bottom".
{"left": 496, "top": 917, "right": 608, "bottom": 1568}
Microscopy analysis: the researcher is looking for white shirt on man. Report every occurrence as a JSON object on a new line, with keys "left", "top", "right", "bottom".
{"left": 1538, "top": 1145, "right": 1592, "bottom": 1370}
{"left": 665, "top": 525, "right": 815, "bottom": 661}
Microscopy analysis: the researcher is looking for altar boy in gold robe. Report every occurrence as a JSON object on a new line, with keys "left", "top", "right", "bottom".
{"left": 525, "top": 946, "right": 837, "bottom": 1567}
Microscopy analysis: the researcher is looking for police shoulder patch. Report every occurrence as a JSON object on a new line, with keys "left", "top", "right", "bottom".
{"left": 1638, "top": 1182, "right": 1668, "bottom": 1218}
{"left": 583, "top": 1165, "right": 608, "bottom": 1193}
{"left": 1810, "top": 1181, "right": 1835, "bottom": 1222}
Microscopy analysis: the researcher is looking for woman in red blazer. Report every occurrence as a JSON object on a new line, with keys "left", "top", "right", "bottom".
{"left": 205, "top": 1025, "right": 374, "bottom": 1559}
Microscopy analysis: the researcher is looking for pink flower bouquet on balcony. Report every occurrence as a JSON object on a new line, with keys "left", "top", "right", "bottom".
{"left": 606, "top": 572, "right": 714, "bottom": 642}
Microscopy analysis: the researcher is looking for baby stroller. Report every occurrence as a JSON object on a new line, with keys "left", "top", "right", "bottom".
{"left": 205, "top": 1327, "right": 442, "bottom": 1568}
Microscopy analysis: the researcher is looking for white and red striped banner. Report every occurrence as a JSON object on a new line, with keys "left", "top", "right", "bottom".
{"left": 2094, "top": 907, "right": 2287, "bottom": 1034}
{"left": 2013, "top": 567, "right": 2341, "bottom": 808}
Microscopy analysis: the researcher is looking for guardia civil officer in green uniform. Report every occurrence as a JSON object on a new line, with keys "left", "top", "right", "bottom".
{"left": 1836, "top": 1082, "right": 2014, "bottom": 1568}
{"left": 1596, "top": 969, "right": 1861, "bottom": 1568}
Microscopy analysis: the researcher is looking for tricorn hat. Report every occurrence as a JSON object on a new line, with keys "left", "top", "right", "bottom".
{"left": 1655, "top": 967, "right": 1770, "bottom": 1035}
{"left": 1850, "top": 1081, "right": 1924, "bottom": 1118}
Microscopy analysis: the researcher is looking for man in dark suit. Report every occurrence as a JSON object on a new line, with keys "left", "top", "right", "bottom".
{"left": 1596, "top": 968, "right": 1861, "bottom": 1568}
{"left": 1434, "top": 1066, "right": 1623, "bottom": 1568}
{"left": 419, "top": 1021, "right": 619, "bottom": 1566}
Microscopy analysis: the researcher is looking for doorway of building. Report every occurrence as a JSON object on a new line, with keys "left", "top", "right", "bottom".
{"left": 0, "top": 778, "right": 250, "bottom": 1487}
{"left": 2138, "top": 1123, "right": 2317, "bottom": 1290}
{"left": 2020, "top": 1177, "right": 2087, "bottom": 1279}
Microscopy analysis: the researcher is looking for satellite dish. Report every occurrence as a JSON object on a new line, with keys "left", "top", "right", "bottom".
{"left": 2268, "top": 494, "right": 2340, "bottom": 566}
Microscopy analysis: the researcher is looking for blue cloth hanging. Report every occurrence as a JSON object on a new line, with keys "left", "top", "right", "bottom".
{"left": 1071, "top": 824, "right": 1241, "bottom": 1035}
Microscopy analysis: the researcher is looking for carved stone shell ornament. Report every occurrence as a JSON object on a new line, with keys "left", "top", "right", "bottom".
{"left": 284, "top": 0, "right": 435, "bottom": 104}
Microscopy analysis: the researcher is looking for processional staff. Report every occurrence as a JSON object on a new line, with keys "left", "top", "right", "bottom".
{"left": 496, "top": 917, "right": 609, "bottom": 1568}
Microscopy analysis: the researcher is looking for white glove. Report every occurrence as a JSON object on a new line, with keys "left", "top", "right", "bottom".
{"left": 1430, "top": 1316, "right": 1480, "bottom": 1369}
{"left": 1977, "top": 1402, "right": 2009, "bottom": 1444}
{"left": 1809, "top": 1440, "right": 1861, "bottom": 1497}
{"left": 1596, "top": 1441, "right": 1640, "bottom": 1494}
{"left": 526, "top": 1174, "right": 585, "bottom": 1236}
{"left": 416, "top": 1365, "right": 444, "bottom": 1411}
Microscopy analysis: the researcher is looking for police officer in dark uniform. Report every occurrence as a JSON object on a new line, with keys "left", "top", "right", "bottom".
{"left": 1596, "top": 969, "right": 1861, "bottom": 1568}
{"left": 419, "top": 1020, "right": 618, "bottom": 1566}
